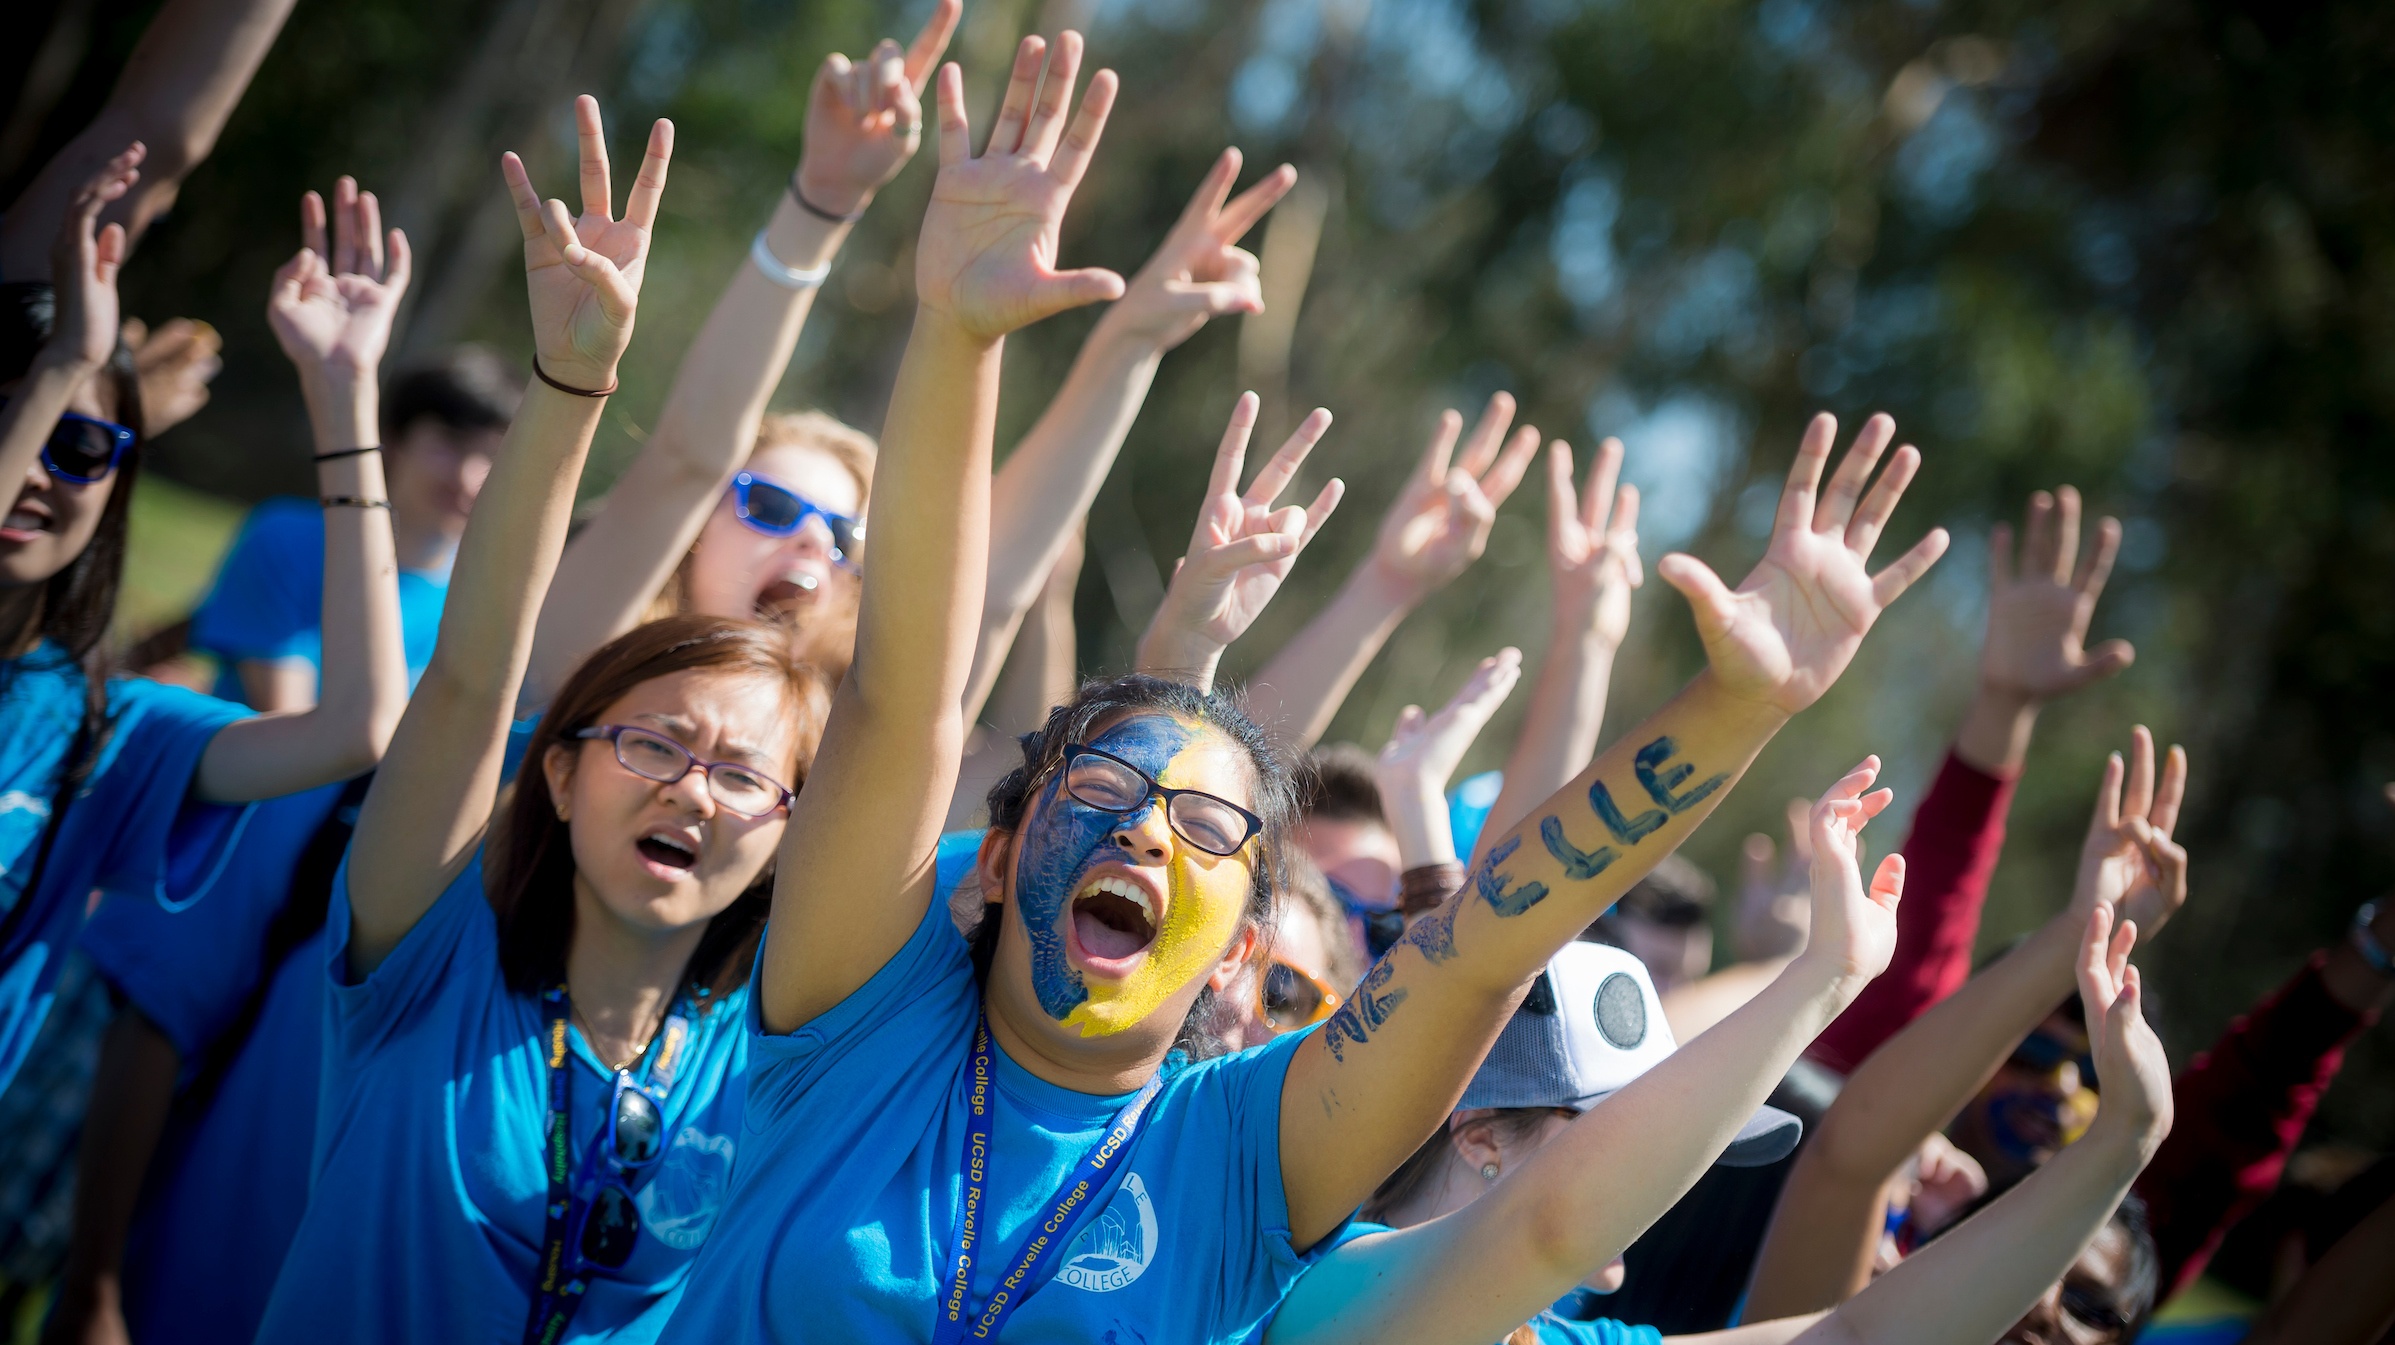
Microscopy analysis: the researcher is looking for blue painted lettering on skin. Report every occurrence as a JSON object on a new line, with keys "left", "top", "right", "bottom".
{"left": 1589, "top": 780, "right": 1668, "bottom": 845}
{"left": 1539, "top": 815, "right": 1617, "bottom": 880}
{"left": 1401, "top": 896, "right": 1460, "bottom": 963}
{"left": 1636, "top": 736, "right": 1727, "bottom": 813}
{"left": 1322, "top": 957, "right": 1408, "bottom": 1062}
{"left": 1474, "top": 835, "right": 1551, "bottom": 918}
{"left": 1011, "top": 714, "right": 1194, "bottom": 1021}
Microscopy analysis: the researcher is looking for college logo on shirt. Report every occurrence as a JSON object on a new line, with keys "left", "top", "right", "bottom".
{"left": 1058, "top": 1172, "right": 1158, "bottom": 1293}
{"left": 637, "top": 1127, "right": 737, "bottom": 1251}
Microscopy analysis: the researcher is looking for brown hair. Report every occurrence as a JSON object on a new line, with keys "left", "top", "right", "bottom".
{"left": 487, "top": 613, "right": 830, "bottom": 1004}
{"left": 1298, "top": 743, "right": 1388, "bottom": 827}
{"left": 1361, "top": 1108, "right": 1561, "bottom": 1225}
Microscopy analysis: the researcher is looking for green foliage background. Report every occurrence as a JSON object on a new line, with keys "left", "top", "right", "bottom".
{"left": 10, "top": 0, "right": 2393, "bottom": 1146}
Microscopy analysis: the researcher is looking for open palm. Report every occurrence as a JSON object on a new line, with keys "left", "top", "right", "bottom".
{"left": 1659, "top": 413, "right": 1949, "bottom": 715}
{"left": 792, "top": 0, "right": 958, "bottom": 215}
{"left": 50, "top": 143, "right": 141, "bottom": 370}
{"left": 267, "top": 178, "right": 410, "bottom": 377}
{"left": 1806, "top": 755, "right": 1904, "bottom": 985}
{"left": 1981, "top": 485, "right": 2134, "bottom": 700}
{"left": 502, "top": 96, "right": 672, "bottom": 389}
{"left": 2069, "top": 725, "right": 2189, "bottom": 938}
{"left": 917, "top": 34, "right": 1125, "bottom": 341}
{"left": 1378, "top": 649, "right": 1522, "bottom": 792}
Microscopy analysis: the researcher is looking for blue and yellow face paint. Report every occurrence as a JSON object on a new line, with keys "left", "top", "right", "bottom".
{"left": 1010, "top": 713, "right": 1256, "bottom": 1038}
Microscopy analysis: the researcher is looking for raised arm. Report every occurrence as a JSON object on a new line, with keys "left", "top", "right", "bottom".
{"left": 1809, "top": 486, "right": 2134, "bottom": 1072}
{"left": 1745, "top": 730, "right": 2187, "bottom": 1318}
{"left": 0, "top": 0, "right": 296, "bottom": 275}
{"left": 1277, "top": 411, "right": 1949, "bottom": 1246}
{"left": 1473, "top": 437, "right": 1639, "bottom": 858}
{"left": 1268, "top": 760, "right": 1907, "bottom": 1345}
{"left": 758, "top": 37, "right": 1125, "bottom": 1033}
{"left": 343, "top": 101, "right": 673, "bottom": 973}
{"left": 0, "top": 151, "right": 140, "bottom": 505}
{"left": 522, "top": 4, "right": 957, "bottom": 708}
{"left": 1246, "top": 394, "right": 1540, "bottom": 747}
{"left": 1134, "top": 392, "right": 1341, "bottom": 690}
{"left": 966, "top": 152, "right": 1294, "bottom": 717}
{"left": 1376, "top": 650, "right": 1522, "bottom": 873}
{"left": 1796, "top": 906, "right": 2172, "bottom": 1345}
{"left": 193, "top": 179, "right": 410, "bottom": 801}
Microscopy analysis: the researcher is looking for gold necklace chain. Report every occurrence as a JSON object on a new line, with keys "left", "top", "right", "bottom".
{"left": 567, "top": 991, "right": 665, "bottom": 1073}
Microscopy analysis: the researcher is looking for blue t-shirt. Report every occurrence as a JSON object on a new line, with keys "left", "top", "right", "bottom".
{"left": 659, "top": 890, "right": 1324, "bottom": 1345}
{"left": 189, "top": 498, "right": 450, "bottom": 701}
{"left": 253, "top": 854, "right": 750, "bottom": 1345}
{"left": 0, "top": 644, "right": 248, "bottom": 1099}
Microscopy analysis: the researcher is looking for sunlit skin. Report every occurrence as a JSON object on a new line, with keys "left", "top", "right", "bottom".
{"left": 977, "top": 711, "right": 1261, "bottom": 1064}
{"left": 1296, "top": 814, "right": 1401, "bottom": 954}
{"left": 684, "top": 440, "right": 864, "bottom": 628}
{"left": 1388, "top": 1108, "right": 1628, "bottom": 1294}
{"left": 542, "top": 667, "right": 803, "bottom": 951}
{"left": 0, "top": 374, "right": 119, "bottom": 592}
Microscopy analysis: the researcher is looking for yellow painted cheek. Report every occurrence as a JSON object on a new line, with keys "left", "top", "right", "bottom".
{"left": 1064, "top": 859, "right": 1248, "bottom": 1038}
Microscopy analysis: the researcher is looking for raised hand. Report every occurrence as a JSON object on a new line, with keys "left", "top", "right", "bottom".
{"left": 1657, "top": 412, "right": 1948, "bottom": 715}
{"left": 918, "top": 34, "right": 1125, "bottom": 340}
{"left": 1137, "top": 392, "right": 1343, "bottom": 683}
{"left": 2075, "top": 904, "right": 2173, "bottom": 1149}
{"left": 123, "top": 317, "right": 222, "bottom": 435}
{"left": 1100, "top": 148, "right": 1294, "bottom": 351}
{"left": 266, "top": 178, "right": 411, "bottom": 380}
{"left": 2067, "top": 725, "right": 2189, "bottom": 939}
{"left": 1981, "top": 486, "right": 2134, "bottom": 701}
{"left": 501, "top": 96, "right": 673, "bottom": 390}
{"left": 791, "top": 0, "right": 960, "bottom": 217}
{"left": 1366, "top": 392, "right": 1541, "bottom": 601}
{"left": 1801, "top": 755, "right": 1904, "bottom": 985}
{"left": 1378, "top": 649, "right": 1523, "bottom": 799}
{"left": 1544, "top": 436, "right": 1642, "bottom": 647}
{"left": 47, "top": 143, "right": 143, "bottom": 370}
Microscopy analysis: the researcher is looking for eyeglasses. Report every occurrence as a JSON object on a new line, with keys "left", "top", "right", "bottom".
{"left": 1258, "top": 958, "right": 1341, "bottom": 1031}
{"left": 2007, "top": 1028, "right": 2097, "bottom": 1090}
{"left": 574, "top": 724, "right": 794, "bottom": 819}
{"left": 1059, "top": 744, "right": 1262, "bottom": 858}
{"left": 578, "top": 1072, "right": 667, "bottom": 1270}
{"left": 0, "top": 394, "right": 136, "bottom": 484}
{"left": 730, "top": 472, "right": 863, "bottom": 569}
{"left": 1325, "top": 875, "right": 1406, "bottom": 959}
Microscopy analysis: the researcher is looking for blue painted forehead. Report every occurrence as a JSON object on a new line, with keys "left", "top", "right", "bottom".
{"left": 1084, "top": 712, "right": 1197, "bottom": 776}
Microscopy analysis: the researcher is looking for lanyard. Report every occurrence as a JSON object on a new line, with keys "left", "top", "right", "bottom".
{"left": 931, "top": 1011, "right": 1164, "bottom": 1345}
{"left": 522, "top": 985, "right": 690, "bottom": 1345}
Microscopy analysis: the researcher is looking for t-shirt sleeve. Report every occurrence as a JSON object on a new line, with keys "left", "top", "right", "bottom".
{"left": 324, "top": 851, "right": 496, "bottom": 1057}
{"left": 188, "top": 500, "right": 323, "bottom": 666}
{"left": 1193, "top": 1027, "right": 1341, "bottom": 1314}
{"left": 79, "top": 784, "right": 342, "bottom": 1063}
{"left": 87, "top": 678, "right": 253, "bottom": 908}
{"left": 742, "top": 888, "right": 974, "bottom": 1122}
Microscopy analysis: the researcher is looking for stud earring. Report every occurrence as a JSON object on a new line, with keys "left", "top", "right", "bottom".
{"left": 1481, "top": 1163, "right": 1500, "bottom": 1180}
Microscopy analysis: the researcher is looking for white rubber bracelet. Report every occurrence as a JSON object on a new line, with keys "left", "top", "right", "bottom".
{"left": 751, "top": 230, "right": 829, "bottom": 290}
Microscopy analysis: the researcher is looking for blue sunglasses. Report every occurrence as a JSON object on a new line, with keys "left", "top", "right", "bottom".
{"left": 730, "top": 472, "right": 863, "bottom": 569}
{"left": 0, "top": 395, "right": 136, "bottom": 484}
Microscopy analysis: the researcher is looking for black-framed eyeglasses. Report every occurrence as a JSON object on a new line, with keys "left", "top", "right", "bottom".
{"left": 1058, "top": 744, "right": 1261, "bottom": 857}
{"left": 0, "top": 394, "right": 136, "bottom": 484}
{"left": 574, "top": 724, "right": 794, "bottom": 818}
{"left": 578, "top": 1072, "right": 666, "bottom": 1270}
{"left": 2008, "top": 1027, "right": 2097, "bottom": 1090}
{"left": 2058, "top": 1279, "right": 2133, "bottom": 1333}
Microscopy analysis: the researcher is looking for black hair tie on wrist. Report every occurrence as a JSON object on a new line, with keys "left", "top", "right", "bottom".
{"left": 314, "top": 445, "right": 383, "bottom": 462}
{"left": 532, "top": 356, "right": 617, "bottom": 398}
{"left": 787, "top": 177, "right": 864, "bottom": 224}
{"left": 321, "top": 496, "right": 392, "bottom": 510}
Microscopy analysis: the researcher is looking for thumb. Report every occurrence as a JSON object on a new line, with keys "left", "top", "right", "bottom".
{"left": 2077, "top": 639, "right": 2136, "bottom": 683}
{"left": 1656, "top": 553, "right": 1734, "bottom": 625}
{"left": 1868, "top": 853, "right": 1905, "bottom": 910}
{"left": 1035, "top": 268, "right": 1128, "bottom": 320}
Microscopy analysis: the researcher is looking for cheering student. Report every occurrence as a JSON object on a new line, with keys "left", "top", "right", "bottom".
{"left": 0, "top": 146, "right": 407, "bottom": 1103}
{"left": 657, "top": 29, "right": 1947, "bottom": 1344}
{"left": 239, "top": 99, "right": 812, "bottom": 1345}
{"left": 526, "top": 0, "right": 1293, "bottom": 717}
{"left": 1257, "top": 781, "right": 2172, "bottom": 1345}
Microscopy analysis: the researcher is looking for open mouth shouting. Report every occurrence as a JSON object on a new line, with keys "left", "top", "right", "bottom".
{"left": 1065, "top": 868, "right": 1163, "bottom": 975}
{"left": 634, "top": 827, "right": 701, "bottom": 880}
{"left": 754, "top": 562, "right": 837, "bottom": 615}
{"left": 0, "top": 498, "right": 54, "bottom": 544}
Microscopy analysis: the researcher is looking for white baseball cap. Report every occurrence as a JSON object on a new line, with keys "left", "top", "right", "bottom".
{"left": 1457, "top": 940, "right": 1802, "bottom": 1167}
